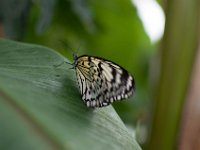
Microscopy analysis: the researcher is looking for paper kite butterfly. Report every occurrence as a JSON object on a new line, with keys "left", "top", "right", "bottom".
{"left": 58, "top": 53, "right": 135, "bottom": 108}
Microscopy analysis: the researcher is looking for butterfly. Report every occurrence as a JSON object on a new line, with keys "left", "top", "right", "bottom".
{"left": 63, "top": 53, "right": 136, "bottom": 108}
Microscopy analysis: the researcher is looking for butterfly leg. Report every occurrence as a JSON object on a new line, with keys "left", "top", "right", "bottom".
{"left": 53, "top": 61, "right": 65, "bottom": 68}
{"left": 65, "top": 61, "right": 75, "bottom": 69}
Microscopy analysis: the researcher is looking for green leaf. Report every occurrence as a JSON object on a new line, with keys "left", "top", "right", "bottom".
{"left": 0, "top": 39, "right": 141, "bottom": 150}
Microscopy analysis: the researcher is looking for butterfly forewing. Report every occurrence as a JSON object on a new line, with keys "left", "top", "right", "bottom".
{"left": 75, "top": 55, "right": 135, "bottom": 108}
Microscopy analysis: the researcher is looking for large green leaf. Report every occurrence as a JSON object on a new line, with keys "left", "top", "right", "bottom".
{"left": 0, "top": 39, "right": 141, "bottom": 150}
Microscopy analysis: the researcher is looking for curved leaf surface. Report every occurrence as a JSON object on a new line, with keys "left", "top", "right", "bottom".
{"left": 0, "top": 39, "right": 141, "bottom": 150}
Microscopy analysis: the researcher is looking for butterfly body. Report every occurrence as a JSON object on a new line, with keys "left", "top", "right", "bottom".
{"left": 72, "top": 55, "right": 135, "bottom": 108}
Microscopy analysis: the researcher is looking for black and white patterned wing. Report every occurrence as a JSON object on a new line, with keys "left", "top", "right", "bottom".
{"left": 75, "top": 56, "right": 135, "bottom": 108}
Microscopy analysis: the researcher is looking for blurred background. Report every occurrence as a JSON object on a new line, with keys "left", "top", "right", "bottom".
{"left": 0, "top": 0, "right": 199, "bottom": 149}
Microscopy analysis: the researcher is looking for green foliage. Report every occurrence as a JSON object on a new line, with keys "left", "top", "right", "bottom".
{"left": 1, "top": 0, "right": 199, "bottom": 149}
{"left": 0, "top": 0, "right": 154, "bottom": 148}
{"left": 0, "top": 39, "right": 141, "bottom": 150}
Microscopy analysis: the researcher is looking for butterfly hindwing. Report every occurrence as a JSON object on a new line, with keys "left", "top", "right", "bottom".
{"left": 75, "top": 55, "right": 135, "bottom": 108}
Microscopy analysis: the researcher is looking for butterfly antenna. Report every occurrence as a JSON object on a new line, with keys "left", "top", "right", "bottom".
{"left": 76, "top": 42, "right": 82, "bottom": 54}
{"left": 72, "top": 42, "right": 82, "bottom": 61}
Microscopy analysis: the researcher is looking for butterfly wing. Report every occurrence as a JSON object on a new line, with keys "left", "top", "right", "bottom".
{"left": 75, "top": 55, "right": 135, "bottom": 107}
